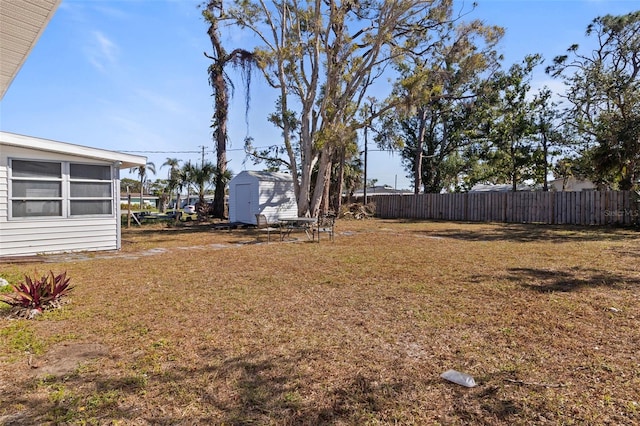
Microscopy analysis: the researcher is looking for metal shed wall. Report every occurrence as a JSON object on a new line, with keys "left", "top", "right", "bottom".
{"left": 228, "top": 171, "right": 298, "bottom": 224}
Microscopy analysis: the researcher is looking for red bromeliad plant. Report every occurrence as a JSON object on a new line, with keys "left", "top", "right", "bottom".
{"left": 0, "top": 271, "right": 73, "bottom": 313}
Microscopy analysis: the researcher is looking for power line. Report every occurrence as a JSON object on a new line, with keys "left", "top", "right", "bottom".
{"left": 121, "top": 150, "right": 201, "bottom": 154}
{"left": 121, "top": 147, "right": 396, "bottom": 154}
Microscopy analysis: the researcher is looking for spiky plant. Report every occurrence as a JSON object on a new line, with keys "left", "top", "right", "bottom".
{"left": 1, "top": 271, "right": 73, "bottom": 313}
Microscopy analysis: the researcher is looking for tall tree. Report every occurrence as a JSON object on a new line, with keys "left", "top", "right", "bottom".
{"left": 531, "top": 88, "right": 564, "bottom": 191}
{"left": 184, "top": 161, "right": 218, "bottom": 219}
{"left": 130, "top": 161, "right": 156, "bottom": 210}
{"left": 202, "top": 1, "right": 255, "bottom": 218}
{"left": 162, "top": 157, "right": 181, "bottom": 212}
{"left": 546, "top": 11, "right": 640, "bottom": 190}
{"left": 479, "top": 55, "right": 542, "bottom": 191}
{"left": 228, "top": 0, "right": 458, "bottom": 216}
{"left": 382, "top": 17, "right": 503, "bottom": 193}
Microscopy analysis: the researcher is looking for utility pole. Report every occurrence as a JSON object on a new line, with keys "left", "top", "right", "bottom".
{"left": 199, "top": 145, "right": 206, "bottom": 166}
{"left": 363, "top": 103, "right": 374, "bottom": 205}
{"left": 363, "top": 123, "right": 368, "bottom": 205}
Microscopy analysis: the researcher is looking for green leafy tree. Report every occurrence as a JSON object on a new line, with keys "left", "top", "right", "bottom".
{"left": 385, "top": 17, "right": 503, "bottom": 193}
{"left": 227, "top": 0, "right": 460, "bottom": 216}
{"left": 120, "top": 178, "right": 141, "bottom": 195}
{"left": 148, "top": 179, "right": 170, "bottom": 212}
{"left": 531, "top": 87, "right": 566, "bottom": 191}
{"left": 547, "top": 11, "right": 640, "bottom": 190}
{"left": 478, "top": 55, "right": 542, "bottom": 191}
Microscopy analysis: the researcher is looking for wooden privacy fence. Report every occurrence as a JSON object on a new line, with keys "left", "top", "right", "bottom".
{"left": 370, "top": 191, "right": 639, "bottom": 226}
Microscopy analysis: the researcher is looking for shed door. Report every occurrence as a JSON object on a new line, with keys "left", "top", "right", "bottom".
{"left": 235, "top": 183, "right": 253, "bottom": 223}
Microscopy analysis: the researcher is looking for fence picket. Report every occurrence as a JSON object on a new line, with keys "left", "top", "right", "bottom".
{"left": 364, "top": 190, "right": 636, "bottom": 226}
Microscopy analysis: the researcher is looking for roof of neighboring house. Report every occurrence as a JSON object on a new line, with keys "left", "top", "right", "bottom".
{"left": 0, "top": 0, "right": 61, "bottom": 99}
{"left": 470, "top": 183, "right": 535, "bottom": 192}
{"left": 1, "top": 131, "right": 146, "bottom": 169}
{"left": 352, "top": 185, "right": 411, "bottom": 196}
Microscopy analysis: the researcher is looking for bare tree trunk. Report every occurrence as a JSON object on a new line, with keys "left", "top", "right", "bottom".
{"left": 334, "top": 148, "right": 345, "bottom": 214}
{"left": 310, "top": 146, "right": 333, "bottom": 217}
{"left": 212, "top": 70, "right": 228, "bottom": 218}
{"left": 414, "top": 108, "right": 428, "bottom": 194}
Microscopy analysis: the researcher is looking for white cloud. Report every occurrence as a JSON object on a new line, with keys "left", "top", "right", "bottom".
{"left": 134, "top": 89, "right": 186, "bottom": 115}
{"left": 87, "top": 31, "right": 119, "bottom": 73}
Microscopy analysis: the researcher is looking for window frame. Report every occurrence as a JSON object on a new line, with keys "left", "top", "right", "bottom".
{"left": 69, "top": 163, "right": 114, "bottom": 217}
{"left": 8, "top": 158, "right": 115, "bottom": 220}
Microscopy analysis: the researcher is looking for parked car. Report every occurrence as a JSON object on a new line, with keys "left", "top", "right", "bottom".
{"left": 179, "top": 205, "right": 197, "bottom": 221}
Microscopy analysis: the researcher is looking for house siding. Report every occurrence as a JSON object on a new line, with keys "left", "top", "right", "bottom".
{"left": 0, "top": 135, "right": 143, "bottom": 257}
{"left": 0, "top": 218, "right": 119, "bottom": 256}
{"left": 0, "top": 160, "right": 7, "bottom": 220}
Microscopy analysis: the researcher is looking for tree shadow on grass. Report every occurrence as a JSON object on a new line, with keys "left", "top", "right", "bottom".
{"left": 505, "top": 267, "right": 640, "bottom": 292}
{"left": 2, "top": 345, "right": 572, "bottom": 425}
{"left": 147, "top": 349, "right": 410, "bottom": 425}
{"left": 2, "top": 348, "right": 406, "bottom": 425}
{"left": 412, "top": 222, "right": 636, "bottom": 243}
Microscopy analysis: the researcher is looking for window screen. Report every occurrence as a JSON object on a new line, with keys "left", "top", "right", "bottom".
{"left": 10, "top": 160, "right": 114, "bottom": 219}
{"left": 12, "top": 160, "right": 61, "bottom": 178}
{"left": 69, "top": 163, "right": 113, "bottom": 217}
{"left": 70, "top": 164, "right": 111, "bottom": 180}
{"left": 12, "top": 201, "right": 62, "bottom": 217}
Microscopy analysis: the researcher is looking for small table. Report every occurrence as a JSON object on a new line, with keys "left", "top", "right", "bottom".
{"left": 279, "top": 217, "right": 317, "bottom": 241}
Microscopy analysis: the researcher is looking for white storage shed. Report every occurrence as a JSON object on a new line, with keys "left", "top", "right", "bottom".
{"left": 229, "top": 171, "right": 298, "bottom": 224}
{"left": 0, "top": 132, "right": 146, "bottom": 258}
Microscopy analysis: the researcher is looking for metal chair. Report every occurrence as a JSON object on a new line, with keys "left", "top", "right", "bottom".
{"left": 255, "top": 214, "right": 279, "bottom": 242}
{"left": 313, "top": 213, "right": 335, "bottom": 242}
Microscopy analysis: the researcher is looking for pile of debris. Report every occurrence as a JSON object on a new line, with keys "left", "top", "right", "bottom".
{"left": 340, "top": 203, "right": 375, "bottom": 220}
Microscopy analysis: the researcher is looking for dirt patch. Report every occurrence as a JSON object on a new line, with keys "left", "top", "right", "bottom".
{"left": 30, "top": 342, "right": 109, "bottom": 378}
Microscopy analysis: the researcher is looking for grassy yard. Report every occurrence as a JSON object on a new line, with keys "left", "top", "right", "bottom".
{"left": 1, "top": 219, "right": 639, "bottom": 425}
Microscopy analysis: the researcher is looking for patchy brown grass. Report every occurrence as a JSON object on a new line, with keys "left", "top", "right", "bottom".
{"left": 1, "top": 219, "right": 639, "bottom": 425}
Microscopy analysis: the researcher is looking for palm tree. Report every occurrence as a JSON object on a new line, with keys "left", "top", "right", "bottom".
{"left": 162, "top": 158, "right": 181, "bottom": 212}
{"left": 203, "top": 1, "right": 255, "bottom": 218}
{"left": 130, "top": 161, "right": 156, "bottom": 211}
{"left": 183, "top": 161, "right": 217, "bottom": 219}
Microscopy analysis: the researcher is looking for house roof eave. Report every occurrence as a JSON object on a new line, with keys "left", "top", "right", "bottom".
{"left": 0, "top": 0, "right": 62, "bottom": 99}
{"left": 1, "top": 131, "right": 146, "bottom": 169}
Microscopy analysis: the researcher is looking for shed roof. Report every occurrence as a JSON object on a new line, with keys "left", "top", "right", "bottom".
{"left": 1, "top": 131, "right": 146, "bottom": 169}
{"left": 239, "top": 170, "right": 294, "bottom": 182}
{"left": 0, "top": 0, "right": 61, "bottom": 99}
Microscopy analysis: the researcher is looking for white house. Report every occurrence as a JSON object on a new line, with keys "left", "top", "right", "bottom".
{"left": 228, "top": 171, "right": 298, "bottom": 224}
{"left": 0, "top": 2, "right": 147, "bottom": 257}
{"left": 0, "top": 132, "right": 146, "bottom": 257}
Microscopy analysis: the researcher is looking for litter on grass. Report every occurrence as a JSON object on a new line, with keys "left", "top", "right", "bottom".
{"left": 441, "top": 369, "right": 477, "bottom": 387}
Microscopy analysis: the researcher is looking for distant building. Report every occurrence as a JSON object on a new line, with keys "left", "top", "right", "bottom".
{"left": 549, "top": 177, "right": 597, "bottom": 192}
{"left": 469, "top": 183, "right": 535, "bottom": 192}
{"left": 352, "top": 185, "right": 412, "bottom": 197}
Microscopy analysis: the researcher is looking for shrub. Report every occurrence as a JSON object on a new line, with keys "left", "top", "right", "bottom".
{"left": 1, "top": 271, "right": 73, "bottom": 315}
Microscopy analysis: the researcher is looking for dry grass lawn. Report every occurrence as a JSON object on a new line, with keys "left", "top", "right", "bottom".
{"left": 1, "top": 219, "right": 639, "bottom": 425}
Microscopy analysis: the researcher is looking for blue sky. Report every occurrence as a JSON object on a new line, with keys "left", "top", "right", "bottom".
{"left": 1, "top": 0, "right": 638, "bottom": 190}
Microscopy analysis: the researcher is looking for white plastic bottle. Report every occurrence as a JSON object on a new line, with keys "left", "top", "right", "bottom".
{"left": 440, "top": 369, "right": 477, "bottom": 387}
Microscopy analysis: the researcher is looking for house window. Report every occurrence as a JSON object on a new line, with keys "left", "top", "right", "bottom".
{"left": 10, "top": 160, "right": 62, "bottom": 217}
{"left": 69, "top": 164, "right": 112, "bottom": 215}
{"left": 10, "top": 160, "right": 113, "bottom": 218}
